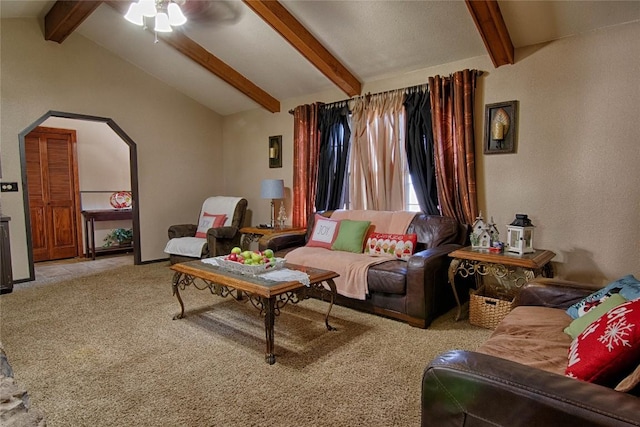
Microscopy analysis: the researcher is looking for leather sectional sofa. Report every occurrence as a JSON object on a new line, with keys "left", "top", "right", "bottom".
{"left": 259, "top": 211, "right": 469, "bottom": 328}
{"left": 421, "top": 277, "right": 640, "bottom": 426}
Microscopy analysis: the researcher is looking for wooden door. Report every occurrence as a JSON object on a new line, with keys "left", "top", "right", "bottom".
{"left": 25, "top": 127, "right": 81, "bottom": 262}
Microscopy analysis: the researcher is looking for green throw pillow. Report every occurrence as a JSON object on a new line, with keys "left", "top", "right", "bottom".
{"left": 564, "top": 293, "right": 627, "bottom": 339}
{"left": 331, "top": 220, "right": 371, "bottom": 253}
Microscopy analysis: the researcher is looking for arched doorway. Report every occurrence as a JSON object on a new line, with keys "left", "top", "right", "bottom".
{"left": 19, "top": 111, "right": 141, "bottom": 282}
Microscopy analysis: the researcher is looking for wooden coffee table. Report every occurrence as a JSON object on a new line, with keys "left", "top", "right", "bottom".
{"left": 170, "top": 260, "right": 339, "bottom": 364}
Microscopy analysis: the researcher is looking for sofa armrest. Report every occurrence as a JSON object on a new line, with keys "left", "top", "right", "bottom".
{"left": 405, "top": 243, "right": 464, "bottom": 326}
{"left": 422, "top": 350, "right": 640, "bottom": 427}
{"left": 168, "top": 224, "right": 197, "bottom": 239}
{"left": 258, "top": 230, "right": 307, "bottom": 253}
{"left": 514, "top": 278, "right": 603, "bottom": 309}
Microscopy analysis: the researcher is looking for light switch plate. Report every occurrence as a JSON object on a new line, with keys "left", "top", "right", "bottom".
{"left": 0, "top": 182, "right": 18, "bottom": 192}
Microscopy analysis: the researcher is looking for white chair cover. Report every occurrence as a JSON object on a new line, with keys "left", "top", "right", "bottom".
{"left": 164, "top": 196, "right": 243, "bottom": 257}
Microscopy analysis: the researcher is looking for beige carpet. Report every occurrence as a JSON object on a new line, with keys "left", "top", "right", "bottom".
{"left": 0, "top": 262, "right": 491, "bottom": 426}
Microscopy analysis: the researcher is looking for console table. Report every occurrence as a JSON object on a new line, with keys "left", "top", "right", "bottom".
{"left": 448, "top": 246, "right": 555, "bottom": 321}
{"left": 82, "top": 209, "right": 133, "bottom": 260}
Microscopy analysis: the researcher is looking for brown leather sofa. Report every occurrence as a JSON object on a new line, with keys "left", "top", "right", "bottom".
{"left": 259, "top": 212, "right": 469, "bottom": 328}
{"left": 421, "top": 278, "right": 640, "bottom": 426}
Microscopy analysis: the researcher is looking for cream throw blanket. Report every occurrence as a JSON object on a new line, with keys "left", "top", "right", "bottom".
{"left": 285, "top": 210, "right": 417, "bottom": 300}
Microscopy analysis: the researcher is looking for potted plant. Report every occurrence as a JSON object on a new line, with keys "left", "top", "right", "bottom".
{"left": 103, "top": 228, "right": 133, "bottom": 247}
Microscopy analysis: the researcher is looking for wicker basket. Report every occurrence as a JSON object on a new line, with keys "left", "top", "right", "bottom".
{"left": 469, "top": 286, "right": 514, "bottom": 329}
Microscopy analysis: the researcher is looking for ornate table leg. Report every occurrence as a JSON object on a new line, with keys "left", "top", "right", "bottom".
{"left": 263, "top": 296, "right": 276, "bottom": 365}
{"left": 542, "top": 262, "right": 554, "bottom": 278}
{"left": 322, "top": 279, "right": 337, "bottom": 331}
{"left": 448, "top": 258, "right": 464, "bottom": 321}
{"left": 172, "top": 271, "right": 186, "bottom": 320}
{"left": 241, "top": 233, "right": 259, "bottom": 251}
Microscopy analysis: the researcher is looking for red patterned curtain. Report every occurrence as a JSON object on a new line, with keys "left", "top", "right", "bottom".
{"left": 429, "top": 69, "right": 479, "bottom": 225}
{"left": 292, "top": 103, "right": 321, "bottom": 228}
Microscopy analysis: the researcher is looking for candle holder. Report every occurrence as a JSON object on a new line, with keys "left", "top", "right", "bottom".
{"left": 484, "top": 101, "right": 518, "bottom": 154}
{"left": 506, "top": 214, "right": 535, "bottom": 254}
{"left": 269, "top": 135, "right": 282, "bottom": 168}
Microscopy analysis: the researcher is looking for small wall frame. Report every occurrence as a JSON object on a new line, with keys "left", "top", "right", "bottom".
{"left": 484, "top": 100, "right": 518, "bottom": 154}
{"left": 269, "top": 135, "right": 282, "bottom": 168}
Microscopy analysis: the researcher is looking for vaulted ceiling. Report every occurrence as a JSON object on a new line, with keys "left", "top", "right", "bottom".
{"left": 2, "top": 1, "right": 638, "bottom": 116}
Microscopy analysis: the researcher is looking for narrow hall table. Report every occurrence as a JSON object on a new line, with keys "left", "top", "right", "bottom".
{"left": 81, "top": 209, "right": 133, "bottom": 260}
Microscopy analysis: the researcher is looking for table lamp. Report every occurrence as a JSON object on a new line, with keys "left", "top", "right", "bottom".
{"left": 260, "top": 179, "right": 284, "bottom": 229}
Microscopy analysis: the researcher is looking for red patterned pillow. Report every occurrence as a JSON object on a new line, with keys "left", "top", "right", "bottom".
{"left": 306, "top": 215, "right": 340, "bottom": 249}
{"left": 195, "top": 213, "right": 227, "bottom": 238}
{"left": 364, "top": 232, "right": 417, "bottom": 260}
{"left": 566, "top": 298, "right": 640, "bottom": 386}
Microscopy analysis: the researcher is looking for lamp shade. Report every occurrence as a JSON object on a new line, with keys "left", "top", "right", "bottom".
{"left": 261, "top": 179, "right": 284, "bottom": 199}
{"left": 139, "top": 0, "right": 157, "bottom": 17}
{"left": 168, "top": 3, "right": 187, "bottom": 26}
{"left": 124, "top": 2, "right": 144, "bottom": 25}
{"left": 154, "top": 12, "right": 173, "bottom": 32}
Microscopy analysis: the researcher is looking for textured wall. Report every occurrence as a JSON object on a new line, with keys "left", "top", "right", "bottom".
{"left": 223, "top": 21, "right": 640, "bottom": 284}
{"left": 1, "top": 18, "right": 223, "bottom": 279}
{"left": 3, "top": 17, "right": 638, "bottom": 285}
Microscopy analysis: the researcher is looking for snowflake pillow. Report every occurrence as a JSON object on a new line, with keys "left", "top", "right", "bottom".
{"left": 566, "top": 298, "right": 640, "bottom": 387}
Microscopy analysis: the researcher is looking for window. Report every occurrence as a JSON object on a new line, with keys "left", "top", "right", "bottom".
{"left": 404, "top": 173, "right": 421, "bottom": 212}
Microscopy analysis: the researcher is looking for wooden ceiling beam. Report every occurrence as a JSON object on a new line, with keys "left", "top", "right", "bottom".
{"left": 157, "top": 31, "right": 281, "bottom": 113}
{"left": 104, "top": 1, "right": 280, "bottom": 113}
{"left": 243, "top": 0, "right": 361, "bottom": 97}
{"left": 465, "top": 0, "right": 514, "bottom": 67}
{"left": 45, "top": 1, "right": 103, "bottom": 43}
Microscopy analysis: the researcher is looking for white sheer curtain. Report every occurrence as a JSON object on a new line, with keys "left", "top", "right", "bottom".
{"left": 349, "top": 90, "right": 407, "bottom": 210}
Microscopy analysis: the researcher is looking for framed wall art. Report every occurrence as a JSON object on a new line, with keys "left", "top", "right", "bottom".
{"left": 269, "top": 135, "right": 282, "bottom": 168}
{"left": 484, "top": 100, "right": 518, "bottom": 154}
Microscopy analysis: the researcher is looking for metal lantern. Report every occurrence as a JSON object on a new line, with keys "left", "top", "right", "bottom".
{"left": 506, "top": 214, "right": 535, "bottom": 254}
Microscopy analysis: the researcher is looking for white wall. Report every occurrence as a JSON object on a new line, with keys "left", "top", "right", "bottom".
{"left": 3, "top": 17, "right": 638, "bottom": 285}
{"left": 1, "top": 18, "right": 224, "bottom": 280}
{"left": 42, "top": 117, "right": 132, "bottom": 251}
{"left": 223, "top": 21, "right": 640, "bottom": 284}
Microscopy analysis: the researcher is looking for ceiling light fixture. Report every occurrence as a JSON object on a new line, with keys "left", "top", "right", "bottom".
{"left": 125, "top": 0, "right": 187, "bottom": 41}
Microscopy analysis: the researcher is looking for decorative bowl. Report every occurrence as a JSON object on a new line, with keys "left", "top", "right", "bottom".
{"left": 110, "top": 191, "right": 132, "bottom": 209}
{"left": 214, "top": 256, "right": 285, "bottom": 276}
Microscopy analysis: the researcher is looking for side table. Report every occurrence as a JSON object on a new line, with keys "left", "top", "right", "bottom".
{"left": 239, "top": 226, "right": 305, "bottom": 250}
{"left": 82, "top": 209, "right": 133, "bottom": 260}
{"left": 448, "top": 246, "right": 555, "bottom": 321}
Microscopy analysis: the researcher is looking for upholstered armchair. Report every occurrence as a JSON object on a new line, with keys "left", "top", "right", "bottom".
{"left": 164, "top": 196, "right": 248, "bottom": 265}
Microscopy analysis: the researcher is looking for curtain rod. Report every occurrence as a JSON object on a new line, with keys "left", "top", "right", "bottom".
{"left": 288, "top": 69, "right": 484, "bottom": 115}
{"left": 287, "top": 82, "right": 426, "bottom": 115}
